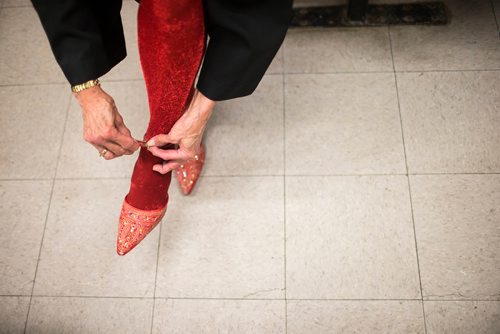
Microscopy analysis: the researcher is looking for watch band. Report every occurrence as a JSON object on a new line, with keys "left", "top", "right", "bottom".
{"left": 71, "top": 79, "right": 100, "bottom": 93}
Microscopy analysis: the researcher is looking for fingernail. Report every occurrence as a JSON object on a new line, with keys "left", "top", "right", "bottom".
{"left": 146, "top": 139, "right": 154, "bottom": 148}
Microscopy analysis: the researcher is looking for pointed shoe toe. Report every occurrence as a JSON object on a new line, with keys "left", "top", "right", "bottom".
{"left": 116, "top": 199, "right": 167, "bottom": 256}
{"left": 174, "top": 145, "right": 205, "bottom": 196}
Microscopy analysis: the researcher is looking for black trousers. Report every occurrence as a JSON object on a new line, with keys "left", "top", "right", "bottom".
{"left": 31, "top": 0, "right": 293, "bottom": 101}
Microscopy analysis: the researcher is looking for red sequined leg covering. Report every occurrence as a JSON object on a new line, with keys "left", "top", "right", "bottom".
{"left": 117, "top": 0, "right": 206, "bottom": 255}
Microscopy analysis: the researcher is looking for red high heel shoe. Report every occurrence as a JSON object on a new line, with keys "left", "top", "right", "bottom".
{"left": 116, "top": 199, "right": 167, "bottom": 256}
{"left": 174, "top": 143, "right": 205, "bottom": 195}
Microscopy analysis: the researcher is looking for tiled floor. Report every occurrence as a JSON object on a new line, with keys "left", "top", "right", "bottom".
{"left": 0, "top": 0, "right": 499, "bottom": 333}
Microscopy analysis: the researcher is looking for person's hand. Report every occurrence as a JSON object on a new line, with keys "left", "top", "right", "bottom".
{"left": 146, "top": 89, "right": 215, "bottom": 174}
{"left": 73, "top": 85, "right": 140, "bottom": 159}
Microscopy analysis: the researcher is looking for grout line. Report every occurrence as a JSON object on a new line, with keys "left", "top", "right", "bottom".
{"left": 27, "top": 295, "right": 154, "bottom": 300}
{"left": 149, "top": 298, "right": 156, "bottom": 334}
{"left": 52, "top": 95, "right": 73, "bottom": 179}
{"left": 7, "top": 294, "right": 500, "bottom": 302}
{"left": 22, "top": 91, "right": 73, "bottom": 334}
{"left": 2, "top": 171, "right": 500, "bottom": 183}
{"left": 281, "top": 43, "right": 288, "bottom": 334}
{"left": 2, "top": 69, "right": 500, "bottom": 90}
{"left": 0, "top": 178, "right": 53, "bottom": 182}
{"left": 0, "top": 82, "right": 68, "bottom": 88}
{"left": 2, "top": 4, "right": 33, "bottom": 8}
{"left": 398, "top": 171, "right": 500, "bottom": 176}
{"left": 149, "top": 222, "right": 163, "bottom": 334}
{"left": 284, "top": 68, "right": 500, "bottom": 75}
{"left": 489, "top": 0, "right": 500, "bottom": 36}
{"left": 388, "top": 24, "right": 428, "bottom": 334}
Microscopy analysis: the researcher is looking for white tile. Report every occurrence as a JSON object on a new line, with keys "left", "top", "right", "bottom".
{"left": 390, "top": 0, "right": 500, "bottom": 71}
{"left": 152, "top": 299, "right": 285, "bottom": 334}
{"left": 398, "top": 71, "right": 500, "bottom": 174}
{"left": 33, "top": 179, "right": 158, "bottom": 297}
{"left": 57, "top": 81, "right": 149, "bottom": 178}
{"left": 411, "top": 174, "right": 500, "bottom": 300}
{"left": 0, "top": 85, "right": 69, "bottom": 179}
{"left": 3, "top": 0, "right": 31, "bottom": 7}
{"left": 155, "top": 177, "right": 285, "bottom": 298}
{"left": 286, "top": 175, "right": 421, "bottom": 299}
{"left": 285, "top": 73, "right": 406, "bottom": 175}
{"left": 0, "top": 7, "right": 66, "bottom": 84}
{"left": 425, "top": 301, "right": 500, "bottom": 334}
{"left": 0, "top": 180, "right": 52, "bottom": 295}
{"left": 284, "top": 27, "right": 392, "bottom": 73}
{"left": 287, "top": 300, "right": 425, "bottom": 334}
{"left": 26, "top": 297, "right": 153, "bottom": 334}
{"left": 0, "top": 296, "right": 30, "bottom": 334}
{"left": 203, "top": 75, "right": 284, "bottom": 176}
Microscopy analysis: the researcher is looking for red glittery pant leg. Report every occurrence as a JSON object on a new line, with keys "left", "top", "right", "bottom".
{"left": 124, "top": 0, "right": 206, "bottom": 211}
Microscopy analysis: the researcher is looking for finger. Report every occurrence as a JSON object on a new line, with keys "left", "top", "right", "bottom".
{"left": 115, "top": 120, "right": 130, "bottom": 136}
{"left": 152, "top": 161, "right": 181, "bottom": 174}
{"left": 113, "top": 111, "right": 140, "bottom": 152}
{"left": 103, "top": 140, "right": 127, "bottom": 157}
{"left": 148, "top": 146, "right": 191, "bottom": 161}
{"left": 93, "top": 144, "right": 116, "bottom": 161}
{"left": 115, "top": 113, "right": 130, "bottom": 136}
{"left": 112, "top": 130, "right": 140, "bottom": 154}
{"left": 114, "top": 108, "right": 125, "bottom": 126}
{"left": 146, "top": 133, "right": 177, "bottom": 148}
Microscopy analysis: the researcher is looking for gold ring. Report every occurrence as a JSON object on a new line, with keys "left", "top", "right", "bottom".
{"left": 99, "top": 148, "right": 108, "bottom": 157}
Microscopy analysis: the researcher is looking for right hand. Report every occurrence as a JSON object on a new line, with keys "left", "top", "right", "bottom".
{"left": 73, "top": 85, "right": 140, "bottom": 159}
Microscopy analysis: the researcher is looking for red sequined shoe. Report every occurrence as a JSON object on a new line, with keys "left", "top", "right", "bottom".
{"left": 174, "top": 143, "right": 205, "bottom": 195}
{"left": 116, "top": 199, "right": 167, "bottom": 256}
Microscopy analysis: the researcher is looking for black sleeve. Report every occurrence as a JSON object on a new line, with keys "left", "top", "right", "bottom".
{"left": 30, "top": 0, "right": 127, "bottom": 86}
{"left": 196, "top": 0, "right": 293, "bottom": 101}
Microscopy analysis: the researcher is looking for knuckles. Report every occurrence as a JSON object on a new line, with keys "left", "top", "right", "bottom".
{"left": 83, "top": 133, "right": 97, "bottom": 144}
{"left": 83, "top": 126, "right": 116, "bottom": 144}
{"left": 100, "top": 127, "right": 116, "bottom": 139}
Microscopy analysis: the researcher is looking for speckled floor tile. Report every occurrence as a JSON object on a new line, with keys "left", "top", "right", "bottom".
{"left": 287, "top": 300, "right": 425, "bottom": 334}
{"left": 410, "top": 174, "right": 500, "bottom": 300}
{"left": 0, "top": 7, "right": 66, "bottom": 84}
{"left": 155, "top": 176, "right": 285, "bottom": 299}
{"left": 390, "top": 0, "right": 500, "bottom": 71}
{"left": 284, "top": 27, "right": 392, "bottom": 73}
{"left": 398, "top": 71, "right": 500, "bottom": 174}
{"left": 2, "top": 0, "right": 31, "bottom": 7}
{"left": 0, "top": 180, "right": 52, "bottom": 295}
{"left": 286, "top": 175, "right": 421, "bottom": 299}
{"left": 0, "top": 296, "right": 30, "bottom": 334}
{"left": 0, "top": 85, "right": 69, "bottom": 179}
{"left": 152, "top": 299, "right": 285, "bottom": 333}
{"left": 285, "top": 73, "right": 406, "bottom": 175}
{"left": 33, "top": 179, "right": 158, "bottom": 297}
{"left": 425, "top": 301, "right": 500, "bottom": 334}
{"left": 26, "top": 297, "right": 153, "bottom": 334}
{"left": 203, "top": 75, "right": 284, "bottom": 176}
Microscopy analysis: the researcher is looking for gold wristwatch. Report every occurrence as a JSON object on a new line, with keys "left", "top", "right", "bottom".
{"left": 71, "top": 78, "right": 100, "bottom": 93}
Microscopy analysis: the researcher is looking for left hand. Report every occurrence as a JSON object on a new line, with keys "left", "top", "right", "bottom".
{"left": 146, "top": 89, "right": 215, "bottom": 174}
